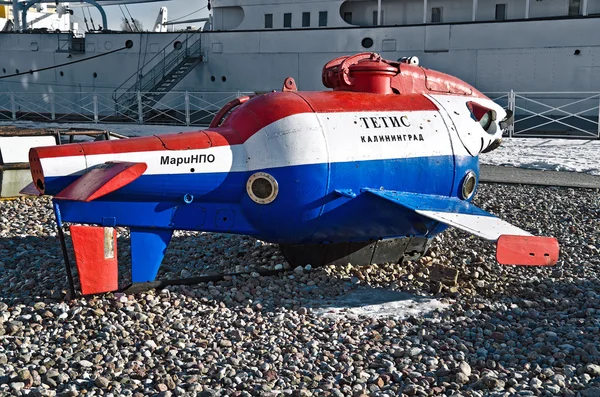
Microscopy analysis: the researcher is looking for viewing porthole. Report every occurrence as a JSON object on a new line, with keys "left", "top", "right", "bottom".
{"left": 210, "top": 76, "right": 216, "bottom": 82}
{"left": 174, "top": 41, "right": 183, "bottom": 50}
{"left": 361, "top": 37, "right": 374, "bottom": 49}
{"left": 247, "top": 172, "right": 278, "bottom": 204}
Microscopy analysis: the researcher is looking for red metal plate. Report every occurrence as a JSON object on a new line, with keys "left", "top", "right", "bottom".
{"left": 70, "top": 225, "right": 118, "bottom": 295}
{"left": 496, "top": 235, "right": 560, "bottom": 266}
{"left": 55, "top": 161, "right": 147, "bottom": 202}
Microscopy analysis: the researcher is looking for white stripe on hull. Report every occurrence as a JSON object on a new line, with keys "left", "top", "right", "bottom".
{"left": 41, "top": 110, "right": 455, "bottom": 177}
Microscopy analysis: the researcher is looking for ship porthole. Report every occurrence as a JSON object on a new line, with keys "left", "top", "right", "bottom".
{"left": 125, "top": 40, "right": 134, "bottom": 49}
{"left": 221, "top": 76, "right": 227, "bottom": 82}
{"left": 247, "top": 172, "right": 278, "bottom": 204}
{"left": 93, "top": 72, "right": 98, "bottom": 78}
{"left": 361, "top": 37, "right": 374, "bottom": 49}
{"left": 210, "top": 76, "right": 215, "bottom": 82}
{"left": 174, "top": 41, "right": 182, "bottom": 50}
{"left": 2, "top": 68, "right": 5, "bottom": 74}
{"left": 461, "top": 170, "right": 477, "bottom": 200}
{"left": 59, "top": 71, "right": 64, "bottom": 77}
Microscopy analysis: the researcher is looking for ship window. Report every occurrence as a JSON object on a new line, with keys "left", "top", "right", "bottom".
{"left": 302, "top": 12, "right": 310, "bottom": 27}
{"left": 283, "top": 13, "right": 292, "bottom": 28}
{"left": 343, "top": 12, "right": 352, "bottom": 24}
{"left": 362, "top": 37, "right": 374, "bottom": 48}
{"left": 2, "top": 68, "right": 5, "bottom": 74}
{"left": 568, "top": 0, "right": 581, "bottom": 16}
{"left": 373, "top": 10, "right": 384, "bottom": 25}
{"left": 431, "top": 7, "right": 442, "bottom": 23}
{"left": 264, "top": 13, "right": 273, "bottom": 28}
{"left": 495, "top": 4, "right": 507, "bottom": 20}
{"left": 373, "top": 10, "right": 383, "bottom": 26}
{"left": 319, "top": 11, "right": 328, "bottom": 27}
{"left": 60, "top": 71, "right": 64, "bottom": 77}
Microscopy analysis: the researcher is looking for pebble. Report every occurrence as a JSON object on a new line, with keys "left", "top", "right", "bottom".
{"left": 0, "top": 184, "right": 597, "bottom": 396}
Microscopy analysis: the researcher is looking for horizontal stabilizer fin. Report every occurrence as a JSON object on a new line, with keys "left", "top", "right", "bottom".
{"left": 363, "top": 189, "right": 531, "bottom": 241}
{"left": 497, "top": 235, "right": 559, "bottom": 266}
{"left": 55, "top": 161, "right": 147, "bottom": 202}
{"left": 19, "top": 182, "right": 42, "bottom": 197}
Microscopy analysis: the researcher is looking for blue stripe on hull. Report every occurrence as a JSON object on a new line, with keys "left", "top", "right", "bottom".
{"left": 52, "top": 155, "right": 480, "bottom": 244}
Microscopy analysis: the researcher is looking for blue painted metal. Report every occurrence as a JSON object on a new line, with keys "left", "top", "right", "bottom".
{"left": 334, "top": 189, "right": 357, "bottom": 199}
{"left": 362, "top": 189, "right": 492, "bottom": 217}
{"left": 130, "top": 228, "right": 173, "bottom": 283}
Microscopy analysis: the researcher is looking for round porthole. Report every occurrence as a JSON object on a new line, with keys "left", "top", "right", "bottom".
{"left": 93, "top": 72, "right": 98, "bottom": 78}
{"left": 174, "top": 41, "right": 183, "bottom": 50}
{"left": 461, "top": 170, "right": 477, "bottom": 200}
{"left": 247, "top": 172, "right": 278, "bottom": 204}
{"left": 125, "top": 40, "right": 134, "bottom": 49}
{"left": 210, "top": 76, "right": 216, "bottom": 82}
{"left": 221, "top": 76, "right": 227, "bottom": 82}
{"left": 16, "top": 69, "right": 20, "bottom": 74}
{"left": 2, "top": 68, "right": 6, "bottom": 73}
{"left": 59, "top": 71, "right": 64, "bottom": 77}
{"left": 361, "top": 37, "right": 374, "bottom": 49}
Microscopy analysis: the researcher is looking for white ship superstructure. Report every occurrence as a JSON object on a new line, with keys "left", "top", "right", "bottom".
{"left": 0, "top": 0, "right": 598, "bottom": 133}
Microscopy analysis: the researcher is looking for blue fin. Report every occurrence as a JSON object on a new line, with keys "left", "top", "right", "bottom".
{"left": 130, "top": 228, "right": 173, "bottom": 283}
{"left": 363, "top": 189, "right": 531, "bottom": 241}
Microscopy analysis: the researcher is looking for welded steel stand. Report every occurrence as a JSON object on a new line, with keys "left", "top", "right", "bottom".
{"left": 53, "top": 201, "right": 76, "bottom": 300}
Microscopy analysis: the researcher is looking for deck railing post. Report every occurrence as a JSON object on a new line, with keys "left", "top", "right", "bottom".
{"left": 137, "top": 91, "right": 143, "bottom": 124}
{"left": 50, "top": 93, "right": 55, "bottom": 121}
{"left": 185, "top": 91, "right": 190, "bottom": 126}
{"left": 508, "top": 90, "right": 515, "bottom": 138}
{"left": 597, "top": 94, "right": 600, "bottom": 138}
{"left": 10, "top": 92, "right": 16, "bottom": 121}
{"left": 93, "top": 93, "right": 99, "bottom": 123}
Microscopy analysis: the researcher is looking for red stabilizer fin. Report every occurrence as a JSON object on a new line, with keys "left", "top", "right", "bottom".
{"left": 55, "top": 161, "right": 147, "bottom": 202}
{"left": 496, "top": 235, "right": 560, "bottom": 266}
{"left": 19, "top": 182, "right": 42, "bottom": 196}
{"left": 70, "top": 225, "right": 119, "bottom": 295}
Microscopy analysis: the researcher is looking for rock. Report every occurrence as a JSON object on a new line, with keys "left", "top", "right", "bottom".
{"left": 430, "top": 264, "right": 459, "bottom": 286}
{"left": 78, "top": 360, "right": 93, "bottom": 368}
{"left": 585, "top": 364, "right": 600, "bottom": 377}
{"left": 456, "top": 372, "right": 470, "bottom": 385}
{"left": 458, "top": 361, "right": 472, "bottom": 377}
{"left": 94, "top": 376, "right": 110, "bottom": 388}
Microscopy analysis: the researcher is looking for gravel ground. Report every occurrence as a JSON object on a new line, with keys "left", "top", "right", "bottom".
{"left": 0, "top": 183, "right": 599, "bottom": 397}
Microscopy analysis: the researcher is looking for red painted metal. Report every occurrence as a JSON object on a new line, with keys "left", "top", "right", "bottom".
{"left": 348, "top": 56, "right": 398, "bottom": 95}
{"left": 467, "top": 101, "right": 493, "bottom": 121}
{"left": 496, "top": 235, "right": 560, "bottom": 266}
{"left": 55, "top": 161, "right": 147, "bottom": 202}
{"left": 322, "top": 51, "right": 484, "bottom": 98}
{"left": 70, "top": 225, "right": 119, "bottom": 295}
{"left": 282, "top": 77, "right": 298, "bottom": 92}
{"left": 209, "top": 96, "right": 252, "bottom": 128}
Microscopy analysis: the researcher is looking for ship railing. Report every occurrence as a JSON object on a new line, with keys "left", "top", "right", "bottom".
{"left": 485, "top": 91, "right": 600, "bottom": 139}
{"left": 0, "top": 91, "right": 253, "bottom": 126}
{"left": 113, "top": 32, "right": 199, "bottom": 98}
{"left": 113, "top": 33, "right": 202, "bottom": 108}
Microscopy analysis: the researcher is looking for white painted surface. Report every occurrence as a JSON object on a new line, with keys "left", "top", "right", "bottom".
{"left": 0, "top": 169, "right": 31, "bottom": 197}
{"left": 0, "top": 136, "right": 56, "bottom": 164}
{"left": 417, "top": 210, "right": 533, "bottom": 241}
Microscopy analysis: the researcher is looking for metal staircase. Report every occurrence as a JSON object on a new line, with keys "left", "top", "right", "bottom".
{"left": 113, "top": 33, "right": 202, "bottom": 118}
